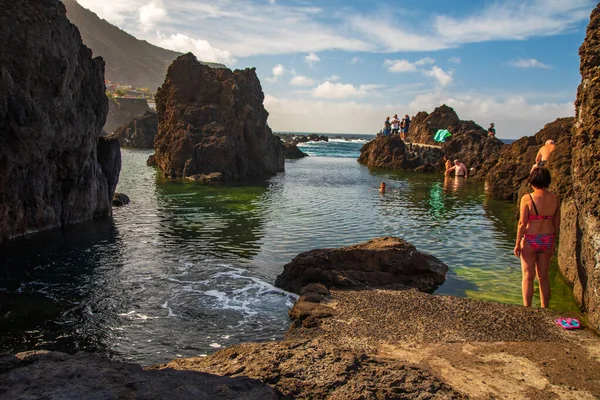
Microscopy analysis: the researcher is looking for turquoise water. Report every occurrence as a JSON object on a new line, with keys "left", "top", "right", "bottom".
{"left": 0, "top": 138, "right": 577, "bottom": 365}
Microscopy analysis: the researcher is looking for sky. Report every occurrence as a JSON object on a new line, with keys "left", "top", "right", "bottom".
{"left": 76, "top": 0, "right": 595, "bottom": 138}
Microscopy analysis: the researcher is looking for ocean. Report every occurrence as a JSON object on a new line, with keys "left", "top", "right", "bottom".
{"left": 0, "top": 134, "right": 576, "bottom": 365}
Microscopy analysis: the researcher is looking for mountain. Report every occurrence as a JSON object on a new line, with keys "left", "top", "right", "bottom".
{"left": 61, "top": 0, "right": 225, "bottom": 90}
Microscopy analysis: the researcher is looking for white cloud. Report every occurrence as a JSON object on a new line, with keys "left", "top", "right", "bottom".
{"left": 415, "top": 57, "right": 435, "bottom": 66}
{"left": 424, "top": 66, "right": 453, "bottom": 87}
{"left": 305, "top": 52, "right": 321, "bottom": 67}
{"left": 384, "top": 59, "right": 417, "bottom": 73}
{"left": 435, "top": 0, "right": 593, "bottom": 44}
{"left": 265, "top": 64, "right": 287, "bottom": 82}
{"left": 264, "top": 91, "right": 574, "bottom": 137}
{"left": 350, "top": 57, "right": 363, "bottom": 65}
{"left": 290, "top": 75, "right": 316, "bottom": 86}
{"left": 448, "top": 57, "right": 462, "bottom": 64}
{"left": 508, "top": 58, "right": 551, "bottom": 69}
{"left": 311, "top": 81, "right": 382, "bottom": 99}
{"left": 155, "top": 32, "right": 234, "bottom": 65}
{"left": 139, "top": 1, "right": 166, "bottom": 31}
{"left": 325, "top": 75, "right": 341, "bottom": 82}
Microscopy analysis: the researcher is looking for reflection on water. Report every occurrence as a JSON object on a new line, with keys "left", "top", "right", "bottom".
{"left": 0, "top": 148, "right": 579, "bottom": 365}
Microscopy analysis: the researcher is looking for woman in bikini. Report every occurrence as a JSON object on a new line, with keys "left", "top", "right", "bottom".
{"left": 514, "top": 167, "right": 561, "bottom": 308}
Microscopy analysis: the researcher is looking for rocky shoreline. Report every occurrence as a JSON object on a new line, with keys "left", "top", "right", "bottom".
{"left": 3, "top": 237, "right": 599, "bottom": 399}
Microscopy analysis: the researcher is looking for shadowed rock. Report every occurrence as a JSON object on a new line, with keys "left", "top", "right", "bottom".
{"left": 358, "top": 135, "right": 442, "bottom": 171}
{"left": 283, "top": 143, "right": 308, "bottom": 159}
{"left": 153, "top": 53, "right": 284, "bottom": 180}
{"left": 108, "top": 111, "right": 158, "bottom": 148}
{"left": 0, "top": 0, "right": 120, "bottom": 241}
{"left": 275, "top": 237, "right": 448, "bottom": 294}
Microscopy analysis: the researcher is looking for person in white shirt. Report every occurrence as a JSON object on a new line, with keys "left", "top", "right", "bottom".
{"left": 390, "top": 114, "right": 400, "bottom": 136}
{"left": 445, "top": 159, "right": 468, "bottom": 177}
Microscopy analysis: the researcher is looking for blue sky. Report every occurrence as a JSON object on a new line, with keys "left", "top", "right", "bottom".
{"left": 76, "top": 0, "right": 595, "bottom": 138}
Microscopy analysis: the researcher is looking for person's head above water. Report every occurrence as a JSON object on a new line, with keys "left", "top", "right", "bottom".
{"left": 545, "top": 139, "right": 555, "bottom": 146}
{"left": 379, "top": 182, "right": 386, "bottom": 191}
{"left": 529, "top": 167, "right": 551, "bottom": 188}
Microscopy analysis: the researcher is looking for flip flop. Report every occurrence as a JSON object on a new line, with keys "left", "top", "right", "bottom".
{"left": 566, "top": 318, "right": 581, "bottom": 329}
{"left": 555, "top": 318, "right": 572, "bottom": 330}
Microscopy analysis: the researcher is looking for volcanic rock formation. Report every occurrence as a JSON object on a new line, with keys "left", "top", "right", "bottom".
{"left": 275, "top": 237, "right": 448, "bottom": 294}
{"left": 153, "top": 53, "right": 284, "bottom": 181}
{"left": 0, "top": 0, "right": 120, "bottom": 241}
{"left": 283, "top": 143, "right": 308, "bottom": 159}
{"left": 359, "top": 105, "right": 504, "bottom": 175}
{"left": 108, "top": 111, "right": 158, "bottom": 148}
{"left": 357, "top": 135, "right": 443, "bottom": 172}
{"left": 562, "top": 3, "right": 600, "bottom": 332}
{"left": 483, "top": 117, "right": 574, "bottom": 201}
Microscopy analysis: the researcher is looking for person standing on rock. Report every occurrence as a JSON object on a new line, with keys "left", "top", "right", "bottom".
{"left": 401, "top": 114, "right": 411, "bottom": 141}
{"left": 514, "top": 167, "right": 560, "bottom": 308}
{"left": 383, "top": 117, "right": 391, "bottom": 136}
{"left": 446, "top": 159, "right": 468, "bottom": 177}
{"left": 488, "top": 123, "right": 496, "bottom": 138}
{"left": 390, "top": 114, "right": 400, "bottom": 136}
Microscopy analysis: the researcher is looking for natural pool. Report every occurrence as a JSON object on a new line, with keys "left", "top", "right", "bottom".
{"left": 0, "top": 143, "right": 578, "bottom": 365}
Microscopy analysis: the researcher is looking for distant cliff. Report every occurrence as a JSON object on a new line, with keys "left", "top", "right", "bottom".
{"left": 153, "top": 53, "right": 284, "bottom": 181}
{"left": 0, "top": 0, "right": 120, "bottom": 241}
{"left": 62, "top": 0, "right": 225, "bottom": 91}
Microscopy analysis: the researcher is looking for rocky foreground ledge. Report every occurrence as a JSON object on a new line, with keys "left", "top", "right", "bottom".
{"left": 2, "top": 237, "right": 599, "bottom": 399}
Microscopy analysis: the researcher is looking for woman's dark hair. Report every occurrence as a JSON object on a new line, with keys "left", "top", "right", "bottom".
{"left": 529, "top": 167, "right": 551, "bottom": 188}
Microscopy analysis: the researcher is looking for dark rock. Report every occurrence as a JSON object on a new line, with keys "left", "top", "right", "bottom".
{"left": 561, "top": 4, "right": 600, "bottom": 332}
{"left": 153, "top": 53, "right": 284, "bottom": 180}
{"left": 97, "top": 137, "right": 121, "bottom": 203}
{"left": 283, "top": 143, "right": 308, "bottom": 159}
{"left": 108, "top": 111, "right": 158, "bottom": 148}
{"left": 357, "top": 135, "right": 442, "bottom": 171}
{"left": 104, "top": 97, "right": 151, "bottom": 135}
{"left": 295, "top": 135, "right": 309, "bottom": 143}
{"left": 0, "top": 351, "right": 277, "bottom": 399}
{"left": 482, "top": 117, "right": 574, "bottom": 201}
{"left": 275, "top": 237, "right": 448, "bottom": 294}
{"left": 0, "top": 0, "right": 120, "bottom": 241}
{"left": 147, "top": 153, "right": 157, "bottom": 167}
{"left": 112, "top": 192, "right": 130, "bottom": 207}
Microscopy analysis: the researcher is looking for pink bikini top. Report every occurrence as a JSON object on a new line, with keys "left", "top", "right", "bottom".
{"left": 527, "top": 193, "right": 557, "bottom": 221}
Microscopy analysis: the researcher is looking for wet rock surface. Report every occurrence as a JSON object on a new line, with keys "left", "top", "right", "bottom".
{"left": 275, "top": 237, "right": 448, "bottom": 294}
{"left": 0, "top": 351, "right": 277, "bottom": 400}
{"left": 108, "top": 111, "right": 158, "bottom": 148}
{"left": 0, "top": 0, "right": 120, "bottom": 241}
{"left": 153, "top": 53, "right": 284, "bottom": 180}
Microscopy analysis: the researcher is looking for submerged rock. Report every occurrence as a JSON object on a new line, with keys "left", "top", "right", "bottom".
{"left": 0, "top": 0, "right": 120, "bottom": 241}
{"left": 153, "top": 53, "right": 284, "bottom": 180}
{"left": 275, "top": 237, "right": 448, "bottom": 294}
{"left": 108, "top": 111, "right": 158, "bottom": 148}
{"left": 112, "top": 192, "right": 130, "bottom": 207}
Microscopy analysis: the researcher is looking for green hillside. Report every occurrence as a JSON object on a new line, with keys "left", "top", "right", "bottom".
{"left": 62, "top": 0, "right": 225, "bottom": 90}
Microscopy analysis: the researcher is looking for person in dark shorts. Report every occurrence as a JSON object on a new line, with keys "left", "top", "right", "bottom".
{"left": 488, "top": 123, "right": 496, "bottom": 138}
{"left": 401, "top": 114, "right": 410, "bottom": 140}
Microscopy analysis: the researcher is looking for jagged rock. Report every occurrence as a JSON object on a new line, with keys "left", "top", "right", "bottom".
{"left": 104, "top": 97, "right": 151, "bottom": 134}
{"left": 112, "top": 192, "right": 130, "bottom": 207}
{"left": 153, "top": 53, "right": 284, "bottom": 180}
{"left": 483, "top": 117, "right": 574, "bottom": 201}
{"left": 108, "top": 111, "right": 158, "bottom": 148}
{"left": 359, "top": 105, "right": 504, "bottom": 175}
{"left": 0, "top": 0, "right": 120, "bottom": 241}
{"left": 561, "top": 4, "right": 600, "bottom": 332}
{"left": 0, "top": 351, "right": 277, "bottom": 399}
{"left": 284, "top": 143, "right": 308, "bottom": 159}
{"left": 275, "top": 237, "right": 448, "bottom": 294}
{"left": 357, "top": 135, "right": 442, "bottom": 171}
